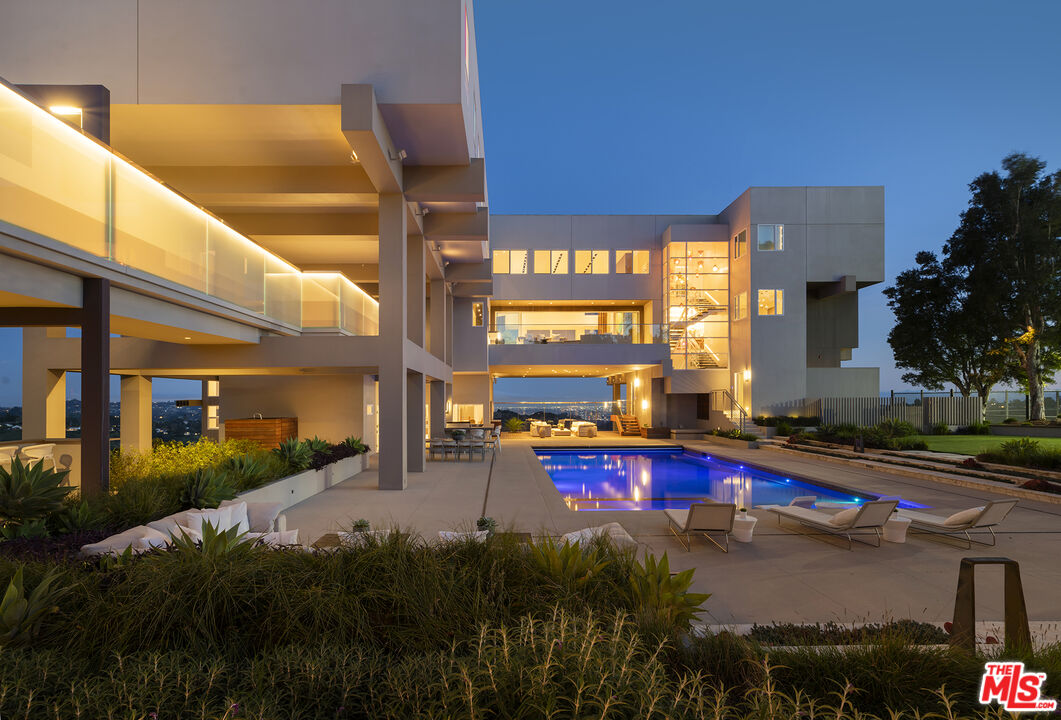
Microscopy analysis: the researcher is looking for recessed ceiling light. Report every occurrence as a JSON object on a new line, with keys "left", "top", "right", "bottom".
{"left": 184, "top": 336, "right": 191, "bottom": 340}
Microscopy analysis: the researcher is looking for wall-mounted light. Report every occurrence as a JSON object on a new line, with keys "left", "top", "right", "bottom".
{"left": 743, "top": 369, "right": 751, "bottom": 382}
{"left": 366, "top": 404, "right": 374, "bottom": 415}
{"left": 641, "top": 399, "right": 649, "bottom": 411}
{"left": 633, "top": 377, "right": 641, "bottom": 389}
{"left": 49, "top": 105, "right": 83, "bottom": 128}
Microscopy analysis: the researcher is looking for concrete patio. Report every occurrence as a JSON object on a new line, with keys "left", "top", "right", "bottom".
{"left": 284, "top": 431, "right": 1061, "bottom": 627}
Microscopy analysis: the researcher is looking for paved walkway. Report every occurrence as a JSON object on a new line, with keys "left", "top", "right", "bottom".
{"left": 284, "top": 432, "right": 1061, "bottom": 627}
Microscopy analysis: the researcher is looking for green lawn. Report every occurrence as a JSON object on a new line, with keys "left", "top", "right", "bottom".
{"left": 914, "top": 434, "right": 1061, "bottom": 455}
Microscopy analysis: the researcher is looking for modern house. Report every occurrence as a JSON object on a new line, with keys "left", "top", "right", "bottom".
{"left": 0, "top": 0, "right": 882, "bottom": 494}
{"left": 490, "top": 197, "right": 884, "bottom": 432}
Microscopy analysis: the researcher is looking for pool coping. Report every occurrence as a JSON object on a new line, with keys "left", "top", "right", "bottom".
{"left": 532, "top": 444, "right": 904, "bottom": 510}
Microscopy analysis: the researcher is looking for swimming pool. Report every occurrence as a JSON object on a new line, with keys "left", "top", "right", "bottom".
{"left": 535, "top": 447, "right": 922, "bottom": 511}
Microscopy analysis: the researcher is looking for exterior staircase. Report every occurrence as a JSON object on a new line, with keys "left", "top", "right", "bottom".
{"left": 617, "top": 414, "right": 642, "bottom": 436}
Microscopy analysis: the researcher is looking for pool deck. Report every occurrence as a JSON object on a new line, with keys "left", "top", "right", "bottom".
{"left": 284, "top": 432, "right": 1061, "bottom": 627}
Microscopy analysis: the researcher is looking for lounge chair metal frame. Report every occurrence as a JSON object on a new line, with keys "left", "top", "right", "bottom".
{"left": 898, "top": 500, "right": 1017, "bottom": 549}
{"left": 765, "top": 499, "right": 899, "bottom": 551}
{"left": 665, "top": 503, "right": 736, "bottom": 553}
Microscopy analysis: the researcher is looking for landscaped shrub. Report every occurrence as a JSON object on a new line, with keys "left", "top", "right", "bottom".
{"left": 775, "top": 420, "right": 793, "bottom": 436}
{"left": 0, "top": 458, "right": 73, "bottom": 538}
{"left": 960, "top": 421, "right": 992, "bottom": 435}
{"left": 748, "top": 619, "right": 948, "bottom": 646}
{"left": 931, "top": 421, "right": 950, "bottom": 435}
{"left": 1003, "top": 417, "right": 1019, "bottom": 424}
{"left": 340, "top": 435, "right": 370, "bottom": 454}
{"left": 811, "top": 420, "right": 927, "bottom": 450}
{"left": 179, "top": 467, "right": 237, "bottom": 509}
{"left": 753, "top": 415, "right": 820, "bottom": 427}
{"left": 503, "top": 417, "right": 524, "bottom": 433}
{"left": 0, "top": 566, "right": 67, "bottom": 648}
{"left": 711, "top": 428, "right": 758, "bottom": 441}
{"left": 272, "top": 437, "right": 313, "bottom": 473}
{"left": 979, "top": 436, "right": 1061, "bottom": 471}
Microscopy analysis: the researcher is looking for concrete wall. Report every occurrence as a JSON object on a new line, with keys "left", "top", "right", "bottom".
{"left": 452, "top": 296, "right": 488, "bottom": 372}
{"left": 0, "top": 0, "right": 466, "bottom": 106}
{"left": 220, "top": 374, "right": 372, "bottom": 445}
{"left": 807, "top": 292, "right": 859, "bottom": 367}
{"left": 717, "top": 191, "right": 751, "bottom": 409}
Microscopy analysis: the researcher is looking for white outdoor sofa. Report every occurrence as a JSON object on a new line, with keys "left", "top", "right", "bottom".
{"left": 80, "top": 499, "right": 297, "bottom": 557}
{"left": 760, "top": 499, "right": 899, "bottom": 550}
{"left": 897, "top": 499, "right": 1018, "bottom": 547}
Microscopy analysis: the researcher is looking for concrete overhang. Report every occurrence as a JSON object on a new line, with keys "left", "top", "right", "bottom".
{"left": 341, "top": 84, "right": 404, "bottom": 194}
{"left": 424, "top": 208, "right": 488, "bottom": 243}
{"left": 444, "top": 262, "right": 492, "bottom": 284}
{"left": 221, "top": 212, "right": 378, "bottom": 237}
{"left": 810, "top": 275, "right": 858, "bottom": 299}
{"left": 490, "top": 361, "right": 662, "bottom": 379}
{"left": 403, "top": 158, "right": 486, "bottom": 203}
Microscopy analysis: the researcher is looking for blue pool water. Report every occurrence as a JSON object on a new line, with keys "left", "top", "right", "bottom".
{"left": 536, "top": 447, "right": 921, "bottom": 511}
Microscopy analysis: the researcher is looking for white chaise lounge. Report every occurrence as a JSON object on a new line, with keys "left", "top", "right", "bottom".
{"left": 761, "top": 499, "right": 899, "bottom": 550}
{"left": 665, "top": 503, "right": 736, "bottom": 552}
{"left": 897, "top": 499, "right": 1018, "bottom": 547}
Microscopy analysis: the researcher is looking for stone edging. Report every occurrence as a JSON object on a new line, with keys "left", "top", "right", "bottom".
{"left": 761, "top": 445, "right": 1061, "bottom": 505}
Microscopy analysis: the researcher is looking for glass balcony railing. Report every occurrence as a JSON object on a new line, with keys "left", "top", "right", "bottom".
{"left": 489, "top": 323, "right": 667, "bottom": 345}
{"left": 0, "top": 81, "right": 378, "bottom": 336}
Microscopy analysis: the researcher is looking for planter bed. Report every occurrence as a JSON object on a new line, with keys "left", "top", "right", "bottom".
{"left": 239, "top": 454, "right": 364, "bottom": 512}
{"left": 701, "top": 434, "right": 759, "bottom": 450}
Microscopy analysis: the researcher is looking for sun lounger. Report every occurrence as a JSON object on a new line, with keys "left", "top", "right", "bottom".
{"left": 761, "top": 499, "right": 898, "bottom": 550}
{"left": 897, "top": 499, "right": 1017, "bottom": 547}
{"left": 665, "top": 502, "right": 736, "bottom": 552}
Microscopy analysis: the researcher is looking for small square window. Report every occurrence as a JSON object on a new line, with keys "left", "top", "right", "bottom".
{"left": 508, "top": 250, "right": 528, "bottom": 274}
{"left": 492, "top": 250, "right": 509, "bottom": 274}
{"left": 575, "top": 250, "right": 608, "bottom": 274}
{"left": 615, "top": 250, "right": 650, "bottom": 274}
{"left": 757, "top": 289, "right": 784, "bottom": 316}
{"left": 757, "top": 224, "right": 784, "bottom": 251}
{"left": 472, "top": 302, "right": 484, "bottom": 327}
{"left": 534, "top": 250, "right": 567, "bottom": 273}
{"left": 733, "top": 230, "right": 747, "bottom": 259}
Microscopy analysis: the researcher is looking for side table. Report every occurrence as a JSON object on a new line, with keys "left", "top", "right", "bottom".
{"left": 733, "top": 514, "right": 757, "bottom": 543}
{"left": 883, "top": 515, "right": 912, "bottom": 543}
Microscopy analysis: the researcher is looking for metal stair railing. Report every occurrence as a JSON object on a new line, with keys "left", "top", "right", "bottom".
{"left": 710, "top": 389, "right": 749, "bottom": 433}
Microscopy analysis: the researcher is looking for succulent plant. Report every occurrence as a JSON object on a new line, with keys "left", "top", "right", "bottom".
{"left": 0, "top": 458, "right": 73, "bottom": 535}
{"left": 179, "top": 468, "right": 236, "bottom": 510}
{"left": 272, "top": 438, "right": 313, "bottom": 473}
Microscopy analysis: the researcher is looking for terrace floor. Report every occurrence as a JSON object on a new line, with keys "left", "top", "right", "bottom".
{"left": 284, "top": 431, "right": 1061, "bottom": 628}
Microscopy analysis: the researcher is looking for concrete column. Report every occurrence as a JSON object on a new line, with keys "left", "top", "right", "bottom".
{"left": 445, "top": 382, "right": 453, "bottom": 422}
{"left": 429, "top": 278, "right": 446, "bottom": 361}
{"left": 406, "top": 371, "right": 425, "bottom": 473}
{"left": 378, "top": 193, "right": 408, "bottom": 490}
{"left": 407, "top": 234, "right": 426, "bottom": 347}
{"left": 650, "top": 377, "right": 667, "bottom": 428}
{"left": 81, "top": 277, "right": 110, "bottom": 495}
{"left": 120, "top": 375, "right": 152, "bottom": 453}
{"left": 21, "top": 329, "right": 66, "bottom": 439}
{"left": 429, "top": 380, "right": 446, "bottom": 439}
{"left": 444, "top": 291, "right": 454, "bottom": 364}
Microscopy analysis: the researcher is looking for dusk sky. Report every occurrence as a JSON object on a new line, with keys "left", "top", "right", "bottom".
{"left": 1, "top": 0, "right": 1059, "bottom": 406}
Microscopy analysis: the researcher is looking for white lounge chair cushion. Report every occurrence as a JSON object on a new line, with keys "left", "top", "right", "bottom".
{"left": 251, "top": 529, "right": 299, "bottom": 547}
{"left": 829, "top": 508, "right": 859, "bottom": 526}
{"left": 184, "top": 506, "right": 234, "bottom": 535}
{"left": 561, "top": 522, "right": 636, "bottom": 548}
{"left": 173, "top": 524, "right": 203, "bottom": 543}
{"left": 943, "top": 507, "right": 984, "bottom": 527}
{"left": 218, "top": 500, "right": 251, "bottom": 534}
{"left": 222, "top": 499, "right": 284, "bottom": 533}
{"left": 81, "top": 525, "right": 169, "bottom": 556}
{"left": 145, "top": 510, "right": 196, "bottom": 537}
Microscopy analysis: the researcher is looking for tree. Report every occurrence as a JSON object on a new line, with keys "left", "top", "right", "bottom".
{"left": 884, "top": 251, "right": 1009, "bottom": 415}
{"left": 944, "top": 154, "right": 1061, "bottom": 420}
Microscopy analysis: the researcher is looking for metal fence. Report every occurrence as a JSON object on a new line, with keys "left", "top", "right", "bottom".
{"left": 887, "top": 389, "right": 1061, "bottom": 423}
{"left": 815, "top": 396, "right": 982, "bottom": 432}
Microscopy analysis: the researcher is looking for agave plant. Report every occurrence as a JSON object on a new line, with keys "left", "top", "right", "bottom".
{"left": 223, "top": 453, "right": 272, "bottom": 488}
{"left": 0, "top": 566, "right": 68, "bottom": 648}
{"left": 304, "top": 436, "right": 330, "bottom": 454}
{"left": 171, "top": 520, "right": 254, "bottom": 559}
{"left": 272, "top": 438, "right": 313, "bottom": 473}
{"left": 529, "top": 537, "right": 611, "bottom": 591}
{"left": 0, "top": 457, "right": 73, "bottom": 534}
{"left": 179, "top": 468, "right": 236, "bottom": 510}
{"left": 341, "top": 436, "right": 369, "bottom": 454}
{"left": 52, "top": 498, "right": 102, "bottom": 534}
{"left": 627, "top": 552, "right": 710, "bottom": 631}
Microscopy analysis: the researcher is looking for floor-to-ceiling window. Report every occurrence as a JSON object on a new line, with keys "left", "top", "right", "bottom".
{"left": 665, "top": 241, "right": 729, "bottom": 369}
